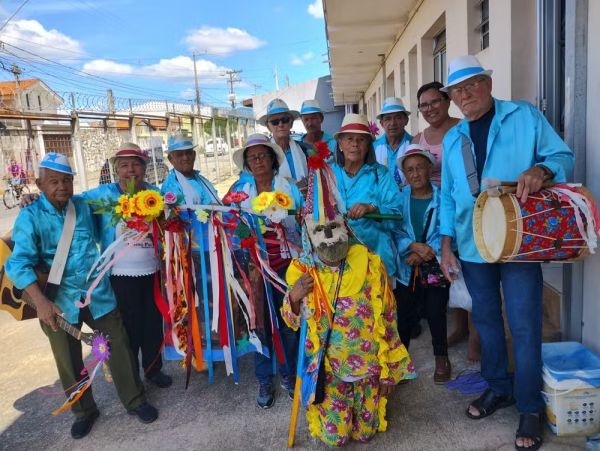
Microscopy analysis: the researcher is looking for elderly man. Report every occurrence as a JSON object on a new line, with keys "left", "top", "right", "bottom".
{"left": 7, "top": 153, "right": 158, "bottom": 439}
{"left": 161, "top": 135, "right": 220, "bottom": 206}
{"left": 297, "top": 99, "right": 336, "bottom": 152}
{"left": 439, "top": 55, "right": 574, "bottom": 451}
{"left": 84, "top": 143, "right": 172, "bottom": 389}
{"left": 374, "top": 97, "right": 413, "bottom": 185}
{"left": 258, "top": 99, "right": 309, "bottom": 186}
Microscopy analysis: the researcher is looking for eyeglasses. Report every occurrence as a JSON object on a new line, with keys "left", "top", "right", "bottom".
{"left": 418, "top": 98, "right": 444, "bottom": 112}
{"left": 449, "top": 78, "right": 486, "bottom": 97}
{"left": 268, "top": 116, "right": 292, "bottom": 126}
{"left": 245, "top": 153, "right": 271, "bottom": 164}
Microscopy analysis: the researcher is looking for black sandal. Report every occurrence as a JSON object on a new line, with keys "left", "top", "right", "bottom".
{"left": 465, "top": 388, "right": 515, "bottom": 419}
{"left": 515, "top": 413, "right": 543, "bottom": 451}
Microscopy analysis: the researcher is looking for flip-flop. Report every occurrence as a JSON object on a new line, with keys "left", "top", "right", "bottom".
{"left": 515, "top": 413, "right": 543, "bottom": 451}
{"left": 465, "top": 388, "right": 515, "bottom": 419}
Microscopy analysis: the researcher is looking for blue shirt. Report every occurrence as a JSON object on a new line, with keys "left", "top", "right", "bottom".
{"left": 82, "top": 182, "right": 160, "bottom": 254}
{"left": 6, "top": 194, "right": 117, "bottom": 324}
{"left": 160, "top": 169, "right": 220, "bottom": 205}
{"left": 440, "top": 98, "right": 574, "bottom": 262}
{"left": 396, "top": 185, "right": 442, "bottom": 286}
{"left": 331, "top": 162, "right": 402, "bottom": 278}
{"left": 299, "top": 131, "right": 337, "bottom": 153}
{"left": 373, "top": 131, "right": 413, "bottom": 185}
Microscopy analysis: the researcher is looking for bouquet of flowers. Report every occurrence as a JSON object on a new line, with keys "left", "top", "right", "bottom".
{"left": 251, "top": 190, "right": 293, "bottom": 223}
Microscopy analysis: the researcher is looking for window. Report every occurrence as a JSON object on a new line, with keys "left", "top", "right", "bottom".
{"left": 400, "top": 60, "right": 406, "bottom": 97}
{"left": 38, "top": 95, "right": 42, "bottom": 111}
{"left": 25, "top": 93, "right": 30, "bottom": 110}
{"left": 480, "top": 0, "right": 490, "bottom": 50}
{"left": 433, "top": 30, "right": 447, "bottom": 85}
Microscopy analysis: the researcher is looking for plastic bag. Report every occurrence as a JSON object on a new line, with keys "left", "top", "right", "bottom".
{"left": 448, "top": 261, "right": 472, "bottom": 311}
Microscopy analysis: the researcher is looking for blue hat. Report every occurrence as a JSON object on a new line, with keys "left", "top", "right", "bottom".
{"left": 167, "top": 134, "right": 197, "bottom": 153}
{"left": 376, "top": 97, "right": 411, "bottom": 120}
{"left": 39, "top": 152, "right": 73, "bottom": 175}
{"left": 257, "top": 98, "right": 300, "bottom": 126}
{"left": 300, "top": 99, "right": 323, "bottom": 116}
{"left": 441, "top": 55, "right": 493, "bottom": 92}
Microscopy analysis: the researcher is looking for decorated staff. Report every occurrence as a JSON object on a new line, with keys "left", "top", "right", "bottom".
{"left": 283, "top": 144, "right": 415, "bottom": 447}
{"left": 5, "top": 153, "right": 158, "bottom": 439}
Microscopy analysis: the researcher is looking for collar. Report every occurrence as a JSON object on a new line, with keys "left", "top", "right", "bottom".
{"left": 456, "top": 98, "right": 518, "bottom": 135}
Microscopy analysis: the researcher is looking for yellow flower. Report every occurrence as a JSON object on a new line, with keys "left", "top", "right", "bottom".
{"left": 115, "top": 194, "right": 133, "bottom": 219}
{"left": 195, "top": 209, "right": 209, "bottom": 223}
{"left": 132, "top": 189, "right": 164, "bottom": 219}
{"left": 251, "top": 191, "right": 275, "bottom": 213}
{"left": 273, "top": 190, "right": 292, "bottom": 209}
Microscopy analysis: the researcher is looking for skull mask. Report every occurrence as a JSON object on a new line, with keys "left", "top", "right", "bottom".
{"left": 304, "top": 214, "right": 349, "bottom": 264}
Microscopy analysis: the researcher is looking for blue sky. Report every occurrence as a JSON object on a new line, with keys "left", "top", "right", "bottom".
{"left": 0, "top": 0, "right": 329, "bottom": 108}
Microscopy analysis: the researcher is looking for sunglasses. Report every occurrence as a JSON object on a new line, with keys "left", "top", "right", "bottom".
{"left": 268, "top": 116, "right": 292, "bottom": 126}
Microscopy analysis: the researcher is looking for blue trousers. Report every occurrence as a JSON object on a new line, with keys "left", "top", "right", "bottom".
{"left": 460, "top": 260, "right": 544, "bottom": 414}
{"left": 255, "top": 267, "right": 298, "bottom": 385}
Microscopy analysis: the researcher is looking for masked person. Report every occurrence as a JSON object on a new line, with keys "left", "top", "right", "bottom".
{"left": 281, "top": 152, "right": 414, "bottom": 447}
{"left": 6, "top": 153, "right": 158, "bottom": 439}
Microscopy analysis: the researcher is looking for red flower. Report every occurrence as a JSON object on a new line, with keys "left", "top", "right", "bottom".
{"left": 125, "top": 217, "right": 150, "bottom": 232}
{"left": 307, "top": 141, "right": 331, "bottom": 170}
{"left": 240, "top": 236, "right": 256, "bottom": 249}
{"left": 163, "top": 217, "right": 187, "bottom": 232}
{"left": 307, "top": 154, "right": 326, "bottom": 170}
{"left": 222, "top": 190, "right": 249, "bottom": 205}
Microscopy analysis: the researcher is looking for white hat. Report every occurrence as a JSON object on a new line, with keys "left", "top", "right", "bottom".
{"left": 167, "top": 134, "right": 196, "bottom": 153}
{"left": 39, "top": 152, "right": 73, "bottom": 175}
{"left": 109, "top": 142, "right": 150, "bottom": 165}
{"left": 376, "top": 97, "right": 411, "bottom": 120}
{"left": 257, "top": 98, "right": 300, "bottom": 126}
{"left": 300, "top": 99, "right": 323, "bottom": 115}
{"left": 333, "top": 113, "right": 374, "bottom": 140}
{"left": 233, "top": 133, "right": 285, "bottom": 170}
{"left": 397, "top": 144, "right": 436, "bottom": 169}
{"left": 441, "top": 55, "right": 493, "bottom": 92}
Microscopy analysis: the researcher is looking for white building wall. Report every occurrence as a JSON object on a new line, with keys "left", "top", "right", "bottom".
{"left": 582, "top": 0, "right": 600, "bottom": 354}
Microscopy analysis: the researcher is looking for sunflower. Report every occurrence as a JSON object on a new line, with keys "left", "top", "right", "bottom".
{"left": 251, "top": 191, "right": 274, "bottom": 213}
{"left": 273, "top": 190, "right": 292, "bottom": 209}
{"left": 133, "top": 189, "right": 164, "bottom": 219}
{"left": 115, "top": 194, "right": 133, "bottom": 219}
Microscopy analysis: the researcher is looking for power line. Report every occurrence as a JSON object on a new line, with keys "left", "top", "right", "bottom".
{"left": 0, "top": 0, "right": 31, "bottom": 33}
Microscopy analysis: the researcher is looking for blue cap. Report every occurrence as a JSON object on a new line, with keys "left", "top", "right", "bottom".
{"left": 167, "top": 135, "right": 196, "bottom": 153}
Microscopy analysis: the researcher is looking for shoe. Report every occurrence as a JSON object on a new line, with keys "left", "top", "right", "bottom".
{"left": 280, "top": 375, "right": 296, "bottom": 400}
{"left": 70, "top": 410, "right": 99, "bottom": 439}
{"left": 257, "top": 383, "right": 275, "bottom": 409}
{"left": 434, "top": 356, "right": 452, "bottom": 384}
{"left": 465, "top": 388, "right": 515, "bottom": 420}
{"left": 146, "top": 371, "right": 173, "bottom": 388}
{"left": 410, "top": 322, "right": 422, "bottom": 339}
{"left": 128, "top": 402, "right": 158, "bottom": 424}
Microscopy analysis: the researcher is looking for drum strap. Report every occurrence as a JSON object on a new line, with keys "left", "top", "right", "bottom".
{"left": 45, "top": 200, "right": 76, "bottom": 301}
{"left": 461, "top": 135, "right": 480, "bottom": 196}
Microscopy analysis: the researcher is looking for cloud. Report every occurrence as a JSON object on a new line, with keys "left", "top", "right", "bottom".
{"left": 0, "top": 19, "right": 85, "bottom": 60}
{"left": 290, "top": 51, "right": 315, "bottom": 66}
{"left": 183, "top": 26, "right": 265, "bottom": 56}
{"left": 82, "top": 56, "right": 230, "bottom": 84}
{"left": 307, "top": 0, "right": 324, "bottom": 19}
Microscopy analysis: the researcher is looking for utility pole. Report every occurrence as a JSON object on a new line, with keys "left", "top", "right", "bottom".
{"left": 224, "top": 69, "right": 242, "bottom": 109}
{"left": 274, "top": 65, "right": 280, "bottom": 91}
{"left": 192, "top": 52, "right": 207, "bottom": 171}
{"left": 250, "top": 83, "right": 261, "bottom": 97}
{"left": 10, "top": 63, "right": 22, "bottom": 111}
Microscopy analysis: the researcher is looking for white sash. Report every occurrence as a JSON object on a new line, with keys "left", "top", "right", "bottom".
{"left": 276, "top": 138, "right": 308, "bottom": 181}
{"left": 174, "top": 170, "right": 200, "bottom": 205}
{"left": 48, "top": 200, "right": 76, "bottom": 286}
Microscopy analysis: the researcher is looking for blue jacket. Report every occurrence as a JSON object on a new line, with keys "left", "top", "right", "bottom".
{"left": 6, "top": 194, "right": 117, "bottom": 324}
{"left": 331, "top": 162, "right": 402, "bottom": 278}
{"left": 299, "top": 131, "right": 337, "bottom": 153}
{"left": 440, "top": 98, "right": 574, "bottom": 262}
{"left": 82, "top": 182, "right": 160, "bottom": 254}
{"left": 160, "top": 169, "right": 220, "bottom": 205}
{"left": 395, "top": 185, "right": 442, "bottom": 286}
{"left": 374, "top": 131, "right": 413, "bottom": 185}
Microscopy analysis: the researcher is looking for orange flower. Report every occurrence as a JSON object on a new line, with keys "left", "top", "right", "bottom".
{"left": 132, "top": 189, "right": 164, "bottom": 219}
{"left": 273, "top": 190, "right": 292, "bottom": 209}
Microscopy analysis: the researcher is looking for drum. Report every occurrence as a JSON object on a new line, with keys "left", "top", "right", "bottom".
{"left": 473, "top": 184, "right": 599, "bottom": 263}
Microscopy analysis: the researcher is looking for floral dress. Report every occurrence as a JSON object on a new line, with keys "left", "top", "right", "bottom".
{"left": 282, "top": 244, "right": 415, "bottom": 446}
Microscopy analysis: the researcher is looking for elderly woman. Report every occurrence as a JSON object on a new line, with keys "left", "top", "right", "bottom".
{"left": 412, "top": 81, "right": 460, "bottom": 186}
{"left": 395, "top": 144, "right": 451, "bottom": 383}
{"left": 226, "top": 133, "right": 304, "bottom": 409}
{"left": 330, "top": 113, "right": 402, "bottom": 284}
{"left": 83, "top": 143, "right": 172, "bottom": 389}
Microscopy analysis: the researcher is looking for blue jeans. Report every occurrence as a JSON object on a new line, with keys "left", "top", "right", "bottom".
{"left": 255, "top": 267, "right": 299, "bottom": 385}
{"left": 460, "top": 260, "right": 544, "bottom": 413}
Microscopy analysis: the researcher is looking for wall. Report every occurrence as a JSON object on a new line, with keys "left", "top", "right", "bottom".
{"left": 582, "top": 0, "right": 600, "bottom": 353}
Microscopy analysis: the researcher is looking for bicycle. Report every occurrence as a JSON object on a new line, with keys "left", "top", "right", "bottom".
{"left": 3, "top": 176, "right": 30, "bottom": 209}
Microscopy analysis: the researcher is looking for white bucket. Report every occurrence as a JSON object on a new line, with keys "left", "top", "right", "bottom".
{"left": 542, "top": 371, "right": 600, "bottom": 436}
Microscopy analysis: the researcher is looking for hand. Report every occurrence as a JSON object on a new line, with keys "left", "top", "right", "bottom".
{"left": 409, "top": 242, "right": 435, "bottom": 261}
{"left": 516, "top": 166, "right": 548, "bottom": 203}
{"left": 289, "top": 272, "right": 314, "bottom": 314}
{"left": 379, "top": 383, "right": 394, "bottom": 397}
{"left": 347, "top": 203, "right": 377, "bottom": 220}
{"left": 20, "top": 192, "right": 39, "bottom": 208}
{"left": 36, "top": 296, "right": 63, "bottom": 332}
{"left": 405, "top": 253, "right": 423, "bottom": 266}
{"left": 441, "top": 245, "right": 460, "bottom": 282}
